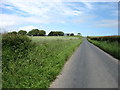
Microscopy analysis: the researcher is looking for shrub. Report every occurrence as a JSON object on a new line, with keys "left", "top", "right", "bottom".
{"left": 2, "top": 34, "right": 35, "bottom": 62}
{"left": 2, "top": 36, "right": 82, "bottom": 88}
{"left": 88, "top": 35, "right": 120, "bottom": 43}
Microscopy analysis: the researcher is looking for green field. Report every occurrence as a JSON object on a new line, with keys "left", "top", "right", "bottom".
{"left": 2, "top": 35, "right": 83, "bottom": 88}
{"left": 30, "top": 36, "right": 80, "bottom": 44}
{"left": 88, "top": 39, "right": 120, "bottom": 60}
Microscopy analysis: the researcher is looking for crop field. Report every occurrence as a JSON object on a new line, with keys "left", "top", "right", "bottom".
{"left": 2, "top": 34, "right": 83, "bottom": 88}
{"left": 30, "top": 36, "right": 81, "bottom": 44}
{"left": 88, "top": 36, "right": 120, "bottom": 60}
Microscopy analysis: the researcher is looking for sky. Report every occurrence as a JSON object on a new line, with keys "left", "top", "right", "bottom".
{"left": 0, "top": 0, "right": 118, "bottom": 36}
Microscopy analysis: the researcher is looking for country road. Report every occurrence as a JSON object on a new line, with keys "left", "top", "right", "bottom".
{"left": 50, "top": 38, "right": 119, "bottom": 88}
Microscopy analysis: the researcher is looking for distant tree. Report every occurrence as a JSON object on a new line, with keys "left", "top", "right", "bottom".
{"left": 27, "top": 30, "right": 33, "bottom": 36}
{"left": 48, "top": 31, "right": 54, "bottom": 36}
{"left": 18, "top": 30, "right": 27, "bottom": 35}
{"left": 39, "top": 30, "right": 46, "bottom": 36}
{"left": 77, "top": 33, "right": 81, "bottom": 36}
{"left": 58, "top": 31, "right": 64, "bottom": 36}
{"left": 27, "top": 29, "right": 39, "bottom": 36}
{"left": 70, "top": 33, "right": 74, "bottom": 36}
{"left": 8, "top": 31, "right": 17, "bottom": 35}
{"left": 66, "top": 33, "right": 70, "bottom": 36}
{"left": 48, "top": 31, "right": 64, "bottom": 36}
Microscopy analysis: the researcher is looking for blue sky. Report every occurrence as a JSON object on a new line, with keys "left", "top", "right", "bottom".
{"left": 0, "top": 0, "right": 118, "bottom": 36}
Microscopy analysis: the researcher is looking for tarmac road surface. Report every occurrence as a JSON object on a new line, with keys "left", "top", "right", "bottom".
{"left": 50, "top": 38, "right": 119, "bottom": 88}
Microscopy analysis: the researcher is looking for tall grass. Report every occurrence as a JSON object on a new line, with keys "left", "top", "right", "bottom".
{"left": 3, "top": 35, "right": 83, "bottom": 88}
{"left": 30, "top": 36, "right": 81, "bottom": 44}
{"left": 88, "top": 39, "right": 120, "bottom": 60}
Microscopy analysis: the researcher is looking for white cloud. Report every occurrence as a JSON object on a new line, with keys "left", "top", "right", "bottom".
{"left": 94, "top": 19, "right": 118, "bottom": 28}
{"left": 0, "top": 0, "right": 118, "bottom": 33}
{"left": 1, "top": 0, "right": 86, "bottom": 32}
{"left": 59, "top": 0, "right": 119, "bottom": 2}
{"left": 18, "top": 26, "right": 40, "bottom": 32}
{"left": 0, "top": 14, "right": 51, "bottom": 27}
{"left": 0, "top": 13, "right": 51, "bottom": 33}
{"left": 0, "top": 14, "right": 21, "bottom": 28}
{"left": 83, "top": 2, "right": 93, "bottom": 9}
{"left": 3, "top": 0, "right": 118, "bottom": 2}
{"left": 112, "top": 10, "right": 118, "bottom": 16}
{"left": 72, "top": 14, "right": 97, "bottom": 24}
{"left": 2, "top": 0, "right": 81, "bottom": 16}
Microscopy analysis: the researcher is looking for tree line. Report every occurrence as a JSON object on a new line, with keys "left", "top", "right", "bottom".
{"left": 8, "top": 29, "right": 81, "bottom": 36}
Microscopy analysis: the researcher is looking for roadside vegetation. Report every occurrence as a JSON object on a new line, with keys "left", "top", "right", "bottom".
{"left": 0, "top": 34, "right": 1, "bottom": 58}
{"left": 87, "top": 36, "right": 120, "bottom": 60}
{"left": 2, "top": 32, "right": 82, "bottom": 88}
{"left": 0, "top": 34, "right": 1, "bottom": 89}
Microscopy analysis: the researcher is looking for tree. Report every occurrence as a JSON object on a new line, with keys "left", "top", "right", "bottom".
{"left": 8, "top": 31, "right": 17, "bottom": 35}
{"left": 28, "top": 29, "right": 46, "bottom": 36}
{"left": 18, "top": 30, "right": 27, "bottom": 35}
{"left": 66, "top": 33, "right": 70, "bottom": 36}
{"left": 70, "top": 33, "right": 74, "bottom": 36}
{"left": 39, "top": 30, "right": 46, "bottom": 36}
{"left": 27, "top": 30, "right": 33, "bottom": 36}
{"left": 27, "top": 29, "right": 39, "bottom": 36}
{"left": 48, "top": 31, "right": 54, "bottom": 36}
{"left": 48, "top": 31, "right": 64, "bottom": 36}
{"left": 58, "top": 31, "right": 64, "bottom": 36}
{"left": 77, "top": 33, "right": 81, "bottom": 36}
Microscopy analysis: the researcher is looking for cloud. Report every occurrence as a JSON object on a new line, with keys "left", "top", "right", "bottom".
{"left": 59, "top": 0, "right": 119, "bottom": 2}
{"left": 1, "top": 0, "right": 87, "bottom": 32}
{"left": 112, "top": 10, "right": 118, "bottom": 16}
{"left": 2, "top": 0, "right": 83, "bottom": 16}
{"left": 0, "top": 14, "right": 51, "bottom": 27}
{"left": 0, "top": 0, "right": 118, "bottom": 34}
{"left": 94, "top": 19, "right": 118, "bottom": 28}
{"left": 72, "top": 14, "right": 97, "bottom": 24}
{"left": 18, "top": 25, "right": 40, "bottom": 32}
{"left": 83, "top": 2, "right": 93, "bottom": 9}
{"left": 0, "top": 14, "right": 19, "bottom": 33}
{"left": 0, "top": 13, "right": 51, "bottom": 33}
{"left": 0, "top": 14, "right": 21, "bottom": 27}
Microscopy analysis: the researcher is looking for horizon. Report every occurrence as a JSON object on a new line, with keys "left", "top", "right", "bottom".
{"left": 2, "top": 30, "right": 119, "bottom": 37}
{"left": 0, "top": 0, "right": 118, "bottom": 36}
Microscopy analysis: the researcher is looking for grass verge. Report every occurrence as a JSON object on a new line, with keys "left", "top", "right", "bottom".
{"left": 3, "top": 35, "right": 83, "bottom": 88}
{"left": 88, "top": 39, "right": 120, "bottom": 60}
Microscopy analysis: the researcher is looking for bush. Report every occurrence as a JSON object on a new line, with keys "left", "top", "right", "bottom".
{"left": 2, "top": 36, "right": 82, "bottom": 88}
{"left": 88, "top": 36, "right": 120, "bottom": 43}
{"left": 88, "top": 39, "right": 120, "bottom": 60}
{"left": 2, "top": 34, "right": 35, "bottom": 62}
